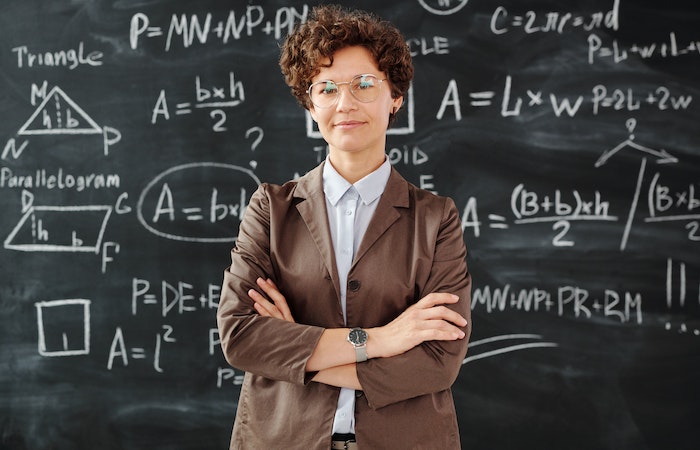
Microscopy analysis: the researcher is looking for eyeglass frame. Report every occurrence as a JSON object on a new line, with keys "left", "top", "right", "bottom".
{"left": 306, "top": 74, "right": 388, "bottom": 109}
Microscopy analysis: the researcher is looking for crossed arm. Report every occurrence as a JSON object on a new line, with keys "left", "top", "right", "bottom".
{"left": 249, "top": 277, "right": 468, "bottom": 390}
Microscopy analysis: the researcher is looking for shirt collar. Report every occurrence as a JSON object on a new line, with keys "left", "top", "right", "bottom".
{"left": 323, "top": 156, "right": 391, "bottom": 206}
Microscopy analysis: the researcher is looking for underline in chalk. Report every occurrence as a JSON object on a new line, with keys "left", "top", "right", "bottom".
{"left": 514, "top": 215, "right": 618, "bottom": 224}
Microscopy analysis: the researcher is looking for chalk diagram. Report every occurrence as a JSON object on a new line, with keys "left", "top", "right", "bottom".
{"left": 462, "top": 334, "right": 558, "bottom": 365}
{"left": 15, "top": 85, "right": 121, "bottom": 155}
{"left": 595, "top": 119, "right": 679, "bottom": 250}
{"left": 35, "top": 299, "right": 91, "bottom": 357}
{"left": 4, "top": 198, "right": 112, "bottom": 253}
{"left": 3, "top": 87, "right": 123, "bottom": 254}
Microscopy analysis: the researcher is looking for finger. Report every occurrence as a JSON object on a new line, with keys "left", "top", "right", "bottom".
{"left": 253, "top": 301, "right": 273, "bottom": 317}
{"left": 416, "top": 292, "right": 460, "bottom": 309}
{"left": 248, "top": 288, "right": 282, "bottom": 319}
{"left": 257, "top": 278, "right": 294, "bottom": 322}
{"left": 256, "top": 277, "right": 287, "bottom": 305}
{"left": 422, "top": 305, "right": 468, "bottom": 327}
{"left": 427, "top": 326, "right": 466, "bottom": 341}
{"left": 416, "top": 320, "right": 466, "bottom": 340}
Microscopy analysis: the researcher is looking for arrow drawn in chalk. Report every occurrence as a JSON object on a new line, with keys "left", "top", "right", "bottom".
{"left": 595, "top": 119, "right": 679, "bottom": 251}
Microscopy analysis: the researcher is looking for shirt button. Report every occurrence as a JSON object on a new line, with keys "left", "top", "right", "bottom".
{"left": 348, "top": 280, "right": 361, "bottom": 291}
{"left": 345, "top": 209, "right": 353, "bottom": 216}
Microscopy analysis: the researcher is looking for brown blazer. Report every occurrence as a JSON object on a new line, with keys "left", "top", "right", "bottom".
{"left": 217, "top": 162, "right": 472, "bottom": 449}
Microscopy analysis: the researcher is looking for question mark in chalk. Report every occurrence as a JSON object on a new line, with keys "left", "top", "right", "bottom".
{"left": 625, "top": 118, "right": 636, "bottom": 140}
{"left": 245, "top": 126, "right": 264, "bottom": 169}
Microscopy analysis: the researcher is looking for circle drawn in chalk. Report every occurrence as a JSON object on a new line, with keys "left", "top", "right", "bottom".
{"left": 137, "top": 162, "right": 261, "bottom": 243}
{"left": 418, "top": 0, "right": 469, "bottom": 15}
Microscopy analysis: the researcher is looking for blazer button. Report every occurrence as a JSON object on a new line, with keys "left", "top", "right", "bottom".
{"left": 348, "top": 280, "right": 361, "bottom": 292}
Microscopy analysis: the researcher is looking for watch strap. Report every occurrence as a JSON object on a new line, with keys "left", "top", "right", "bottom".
{"left": 354, "top": 345, "right": 367, "bottom": 363}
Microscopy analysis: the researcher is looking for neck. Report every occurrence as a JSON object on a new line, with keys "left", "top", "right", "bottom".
{"left": 328, "top": 150, "right": 385, "bottom": 184}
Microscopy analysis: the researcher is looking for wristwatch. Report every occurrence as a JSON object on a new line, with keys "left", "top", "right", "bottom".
{"left": 347, "top": 327, "right": 368, "bottom": 362}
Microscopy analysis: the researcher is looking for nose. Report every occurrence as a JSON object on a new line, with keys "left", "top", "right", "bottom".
{"left": 335, "top": 83, "right": 357, "bottom": 111}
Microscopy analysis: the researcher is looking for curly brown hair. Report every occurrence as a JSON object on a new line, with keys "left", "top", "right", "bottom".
{"left": 279, "top": 4, "right": 414, "bottom": 125}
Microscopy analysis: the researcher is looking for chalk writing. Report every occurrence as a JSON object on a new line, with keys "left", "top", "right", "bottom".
{"left": 407, "top": 36, "right": 450, "bottom": 56}
{"left": 472, "top": 284, "right": 643, "bottom": 324}
{"left": 1, "top": 2, "right": 698, "bottom": 447}
{"left": 132, "top": 278, "right": 220, "bottom": 317}
{"left": 151, "top": 72, "right": 245, "bottom": 131}
{"left": 129, "top": 5, "right": 308, "bottom": 50}
{"left": 136, "top": 162, "right": 260, "bottom": 243}
{"left": 647, "top": 173, "right": 700, "bottom": 233}
{"left": 665, "top": 259, "right": 700, "bottom": 335}
{"left": 490, "top": 0, "right": 619, "bottom": 35}
{"left": 434, "top": 76, "right": 694, "bottom": 121}
{"left": 588, "top": 32, "right": 700, "bottom": 64}
{"left": 591, "top": 85, "right": 692, "bottom": 115}
{"left": 0, "top": 167, "right": 120, "bottom": 191}
{"left": 11, "top": 42, "right": 103, "bottom": 70}
{"left": 460, "top": 186, "right": 615, "bottom": 246}
{"left": 504, "top": 77, "right": 692, "bottom": 118}
{"left": 107, "top": 325, "right": 176, "bottom": 372}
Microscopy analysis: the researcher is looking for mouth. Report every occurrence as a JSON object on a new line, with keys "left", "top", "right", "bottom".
{"left": 334, "top": 120, "right": 365, "bottom": 129}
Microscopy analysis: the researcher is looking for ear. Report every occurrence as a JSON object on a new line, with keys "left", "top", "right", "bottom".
{"left": 392, "top": 96, "right": 404, "bottom": 114}
{"left": 308, "top": 106, "right": 318, "bottom": 123}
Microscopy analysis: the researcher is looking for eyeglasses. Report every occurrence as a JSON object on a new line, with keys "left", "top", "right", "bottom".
{"left": 307, "top": 74, "right": 387, "bottom": 109}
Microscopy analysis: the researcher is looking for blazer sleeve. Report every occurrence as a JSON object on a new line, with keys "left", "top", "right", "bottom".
{"left": 216, "top": 184, "right": 324, "bottom": 385}
{"left": 356, "top": 196, "right": 472, "bottom": 409}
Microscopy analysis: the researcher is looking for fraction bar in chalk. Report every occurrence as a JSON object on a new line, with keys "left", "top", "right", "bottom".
{"left": 4, "top": 205, "right": 112, "bottom": 253}
{"left": 194, "top": 100, "right": 242, "bottom": 108}
{"left": 35, "top": 299, "right": 91, "bottom": 357}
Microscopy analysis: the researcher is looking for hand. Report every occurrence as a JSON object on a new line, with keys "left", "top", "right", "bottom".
{"left": 369, "top": 292, "right": 467, "bottom": 359}
{"left": 248, "top": 277, "right": 295, "bottom": 323}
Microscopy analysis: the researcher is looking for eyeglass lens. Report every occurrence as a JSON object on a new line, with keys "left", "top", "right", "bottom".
{"left": 309, "top": 74, "right": 382, "bottom": 108}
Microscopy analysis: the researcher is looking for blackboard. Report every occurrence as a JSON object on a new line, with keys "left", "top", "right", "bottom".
{"left": 1, "top": 0, "right": 698, "bottom": 449}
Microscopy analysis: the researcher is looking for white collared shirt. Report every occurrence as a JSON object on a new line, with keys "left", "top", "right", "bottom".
{"left": 322, "top": 155, "right": 391, "bottom": 434}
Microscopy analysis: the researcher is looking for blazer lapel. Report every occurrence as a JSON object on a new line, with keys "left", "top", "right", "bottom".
{"left": 352, "top": 168, "right": 409, "bottom": 268}
{"left": 294, "top": 163, "right": 342, "bottom": 300}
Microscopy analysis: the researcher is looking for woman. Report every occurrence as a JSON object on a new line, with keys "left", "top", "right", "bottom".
{"left": 217, "top": 5, "right": 472, "bottom": 449}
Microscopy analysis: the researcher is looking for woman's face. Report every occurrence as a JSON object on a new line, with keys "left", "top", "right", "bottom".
{"left": 308, "top": 46, "right": 403, "bottom": 161}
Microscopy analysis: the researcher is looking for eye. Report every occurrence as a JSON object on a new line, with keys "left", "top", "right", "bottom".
{"left": 356, "top": 75, "right": 376, "bottom": 90}
{"left": 320, "top": 81, "right": 338, "bottom": 95}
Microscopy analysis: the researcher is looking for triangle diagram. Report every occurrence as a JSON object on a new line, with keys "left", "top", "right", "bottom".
{"left": 18, "top": 86, "right": 102, "bottom": 135}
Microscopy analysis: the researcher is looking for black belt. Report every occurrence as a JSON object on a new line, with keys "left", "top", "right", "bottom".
{"left": 331, "top": 433, "right": 357, "bottom": 450}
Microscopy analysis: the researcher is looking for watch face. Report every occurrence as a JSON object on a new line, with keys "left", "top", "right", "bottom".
{"left": 349, "top": 328, "right": 368, "bottom": 345}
